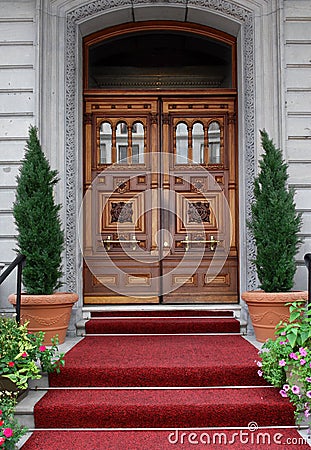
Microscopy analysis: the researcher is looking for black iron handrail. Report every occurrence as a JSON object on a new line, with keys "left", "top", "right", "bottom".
{"left": 304, "top": 253, "right": 311, "bottom": 305}
{"left": 0, "top": 254, "right": 26, "bottom": 323}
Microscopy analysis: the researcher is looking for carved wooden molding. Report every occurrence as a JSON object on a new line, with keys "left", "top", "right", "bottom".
{"left": 188, "top": 202, "right": 211, "bottom": 223}
{"left": 111, "top": 202, "right": 133, "bottom": 223}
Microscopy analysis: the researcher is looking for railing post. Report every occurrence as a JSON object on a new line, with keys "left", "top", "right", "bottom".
{"left": 16, "top": 260, "right": 23, "bottom": 324}
{"left": 304, "top": 253, "right": 311, "bottom": 305}
{"left": 0, "top": 254, "right": 26, "bottom": 323}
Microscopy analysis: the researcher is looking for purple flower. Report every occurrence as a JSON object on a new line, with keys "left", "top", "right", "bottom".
{"left": 279, "top": 359, "right": 286, "bottom": 367}
{"left": 257, "top": 361, "right": 262, "bottom": 367}
{"left": 283, "top": 384, "right": 290, "bottom": 392}
{"left": 259, "top": 348, "right": 269, "bottom": 354}
{"left": 280, "top": 331, "right": 286, "bottom": 336}
{"left": 299, "top": 347, "right": 308, "bottom": 357}
{"left": 279, "top": 341, "right": 286, "bottom": 345}
{"left": 300, "top": 359, "right": 307, "bottom": 365}
{"left": 292, "top": 385, "right": 300, "bottom": 395}
{"left": 307, "top": 377, "right": 311, "bottom": 383}
{"left": 280, "top": 389, "right": 288, "bottom": 398}
{"left": 305, "top": 410, "right": 310, "bottom": 418}
{"left": 290, "top": 352, "right": 298, "bottom": 360}
{"left": 307, "top": 391, "right": 311, "bottom": 399}
{"left": 258, "top": 370, "right": 263, "bottom": 377}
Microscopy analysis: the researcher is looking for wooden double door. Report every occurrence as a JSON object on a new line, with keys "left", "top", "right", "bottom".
{"left": 83, "top": 94, "right": 238, "bottom": 304}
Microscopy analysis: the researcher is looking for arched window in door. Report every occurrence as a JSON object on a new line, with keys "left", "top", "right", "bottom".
{"left": 99, "top": 121, "right": 112, "bottom": 164}
{"left": 116, "top": 121, "right": 129, "bottom": 163}
{"left": 176, "top": 122, "right": 189, "bottom": 164}
{"left": 132, "top": 121, "right": 145, "bottom": 164}
{"left": 208, "top": 121, "right": 221, "bottom": 164}
{"left": 192, "top": 122, "right": 204, "bottom": 164}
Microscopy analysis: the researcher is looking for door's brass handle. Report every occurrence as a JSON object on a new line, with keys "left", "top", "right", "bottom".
{"left": 103, "top": 235, "right": 140, "bottom": 251}
{"left": 181, "top": 235, "right": 220, "bottom": 252}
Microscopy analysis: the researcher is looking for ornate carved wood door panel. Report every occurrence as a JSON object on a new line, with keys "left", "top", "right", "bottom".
{"left": 160, "top": 97, "right": 238, "bottom": 303}
{"left": 83, "top": 94, "right": 238, "bottom": 304}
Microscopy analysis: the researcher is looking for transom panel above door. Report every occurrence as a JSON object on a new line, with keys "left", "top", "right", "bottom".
{"left": 83, "top": 95, "right": 238, "bottom": 304}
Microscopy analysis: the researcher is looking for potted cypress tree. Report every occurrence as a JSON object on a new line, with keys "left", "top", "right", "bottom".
{"left": 9, "top": 126, "right": 78, "bottom": 344}
{"left": 242, "top": 129, "right": 307, "bottom": 342}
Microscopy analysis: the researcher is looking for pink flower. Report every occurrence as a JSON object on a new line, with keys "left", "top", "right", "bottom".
{"left": 300, "top": 359, "right": 306, "bottom": 365}
{"left": 280, "top": 389, "right": 288, "bottom": 398}
{"left": 292, "top": 385, "right": 300, "bottom": 395}
{"left": 307, "top": 391, "right": 311, "bottom": 399}
{"left": 0, "top": 437, "right": 5, "bottom": 446}
{"left": 280, "top": 331, "right": 286, "bottom": 336}
{"left": 21, "top": 352, "right": 28, "bottom": 358}
{"left": 279, "top": 341, "right": 286, "bottom": 345}
{"left": 7, "top": 361, "right": 14, "bottom": 367}
{"left": 305, "top": 410, "right": 310, "bottom": 418}
{"left": 3, "top": 428, "right": 13, "bottom": 438}
{"left": 299, "top": 347, "right": 308, "bottom": 357}
{"left": 307, "top": 377, "right": 311, "bottom": 382}
{"left": 283, "top": 384, "right": 290, "bottom": 392}
{"left": 0, "top": 409, "right": 2, "bottom": 415}
{"left": 279, "top": 359, "right": 286, "bottom": 367}
{"left": 0, "top": 420, "right": 4, "bottom": 426}
{"left": 39, "top": 345, "right": 46, "bottom": 352}
{"left": 258, "top": 370, "right": 263, "bottom": 377}
{"left": 290, "top": 352, "right": 298, "bottom": 360}
{"left": 257, "top": 361, "right": 262, "bottom": 367}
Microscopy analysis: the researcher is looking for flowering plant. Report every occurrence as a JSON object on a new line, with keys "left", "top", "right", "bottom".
{"left": 257, "top": 301, "right": 311, "bottom": 428}
{"left": 0, "top": 390, "right": 27, "bottom": 449}
{"left": 0, "top": 316, "right": 64, "bottom": 389}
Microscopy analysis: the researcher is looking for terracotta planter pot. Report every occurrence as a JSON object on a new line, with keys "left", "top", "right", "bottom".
{"left": 241, "top": 290, "right": 308, "bottom": 343}
{"left": 8, "top": 292, "right": 78, "bottom": 345}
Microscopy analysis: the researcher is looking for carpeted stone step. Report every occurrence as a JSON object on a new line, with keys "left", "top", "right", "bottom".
{"left": 21, "top": 313, "right": 303, "bottom": 449}
{"left": 33, "top": 387, "right": 295, "bottom": 429}
{"left": 21, "top": 428, "right": 310, "bottom": 450}
{"left": 90, "top": 310, "right": 235, "bottom": 317}
{"left": 85, "top": 316, "right": 240, "bottom": 334}
{"left": 49, "top": 335, "right": 267, "bottom": 387}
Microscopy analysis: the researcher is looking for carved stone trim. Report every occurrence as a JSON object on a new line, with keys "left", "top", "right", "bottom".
{"left": 65, "top": 0, "right": 256, "bottom": 293}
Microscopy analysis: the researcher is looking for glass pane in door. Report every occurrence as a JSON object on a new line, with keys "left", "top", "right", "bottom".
{"left": 116, "top": 122, "right": 128, "bottom": 163}
{"left": 176, "top": 122, "right": 188, "bottom": 164}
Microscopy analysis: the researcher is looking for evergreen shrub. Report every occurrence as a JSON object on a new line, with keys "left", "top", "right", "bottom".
{"left": 13, "top": 126, "right": 64, "bottom": 294}
{"left": 248, "top": 129, "right": 302, "bottom": 292}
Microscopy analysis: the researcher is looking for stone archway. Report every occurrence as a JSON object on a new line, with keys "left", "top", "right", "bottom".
{"left": 62, "top": 0, "right": 256, "bottom": 310}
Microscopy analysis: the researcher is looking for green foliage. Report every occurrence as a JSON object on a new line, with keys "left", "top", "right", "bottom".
{"left": 258, "top": 301, "right": 311, "bottom": 426}
{"left": 0, "top": 316, "right": 64, "bottom": 390}
{"left": 0, "top": 391, "right": 27, "bottom": 449}
{"left": 13, "top": 126, "right": 64, "bottom": 294}
{"left": 276, "top": 301, "right": 311, "bottom": 349}
{"left": 248, "top": 130, "right": 302, "bottom": 292}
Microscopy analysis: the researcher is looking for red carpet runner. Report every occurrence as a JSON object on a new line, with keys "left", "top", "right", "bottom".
{"left": 22, "top": 310, "right": 309, "bottom": 449}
